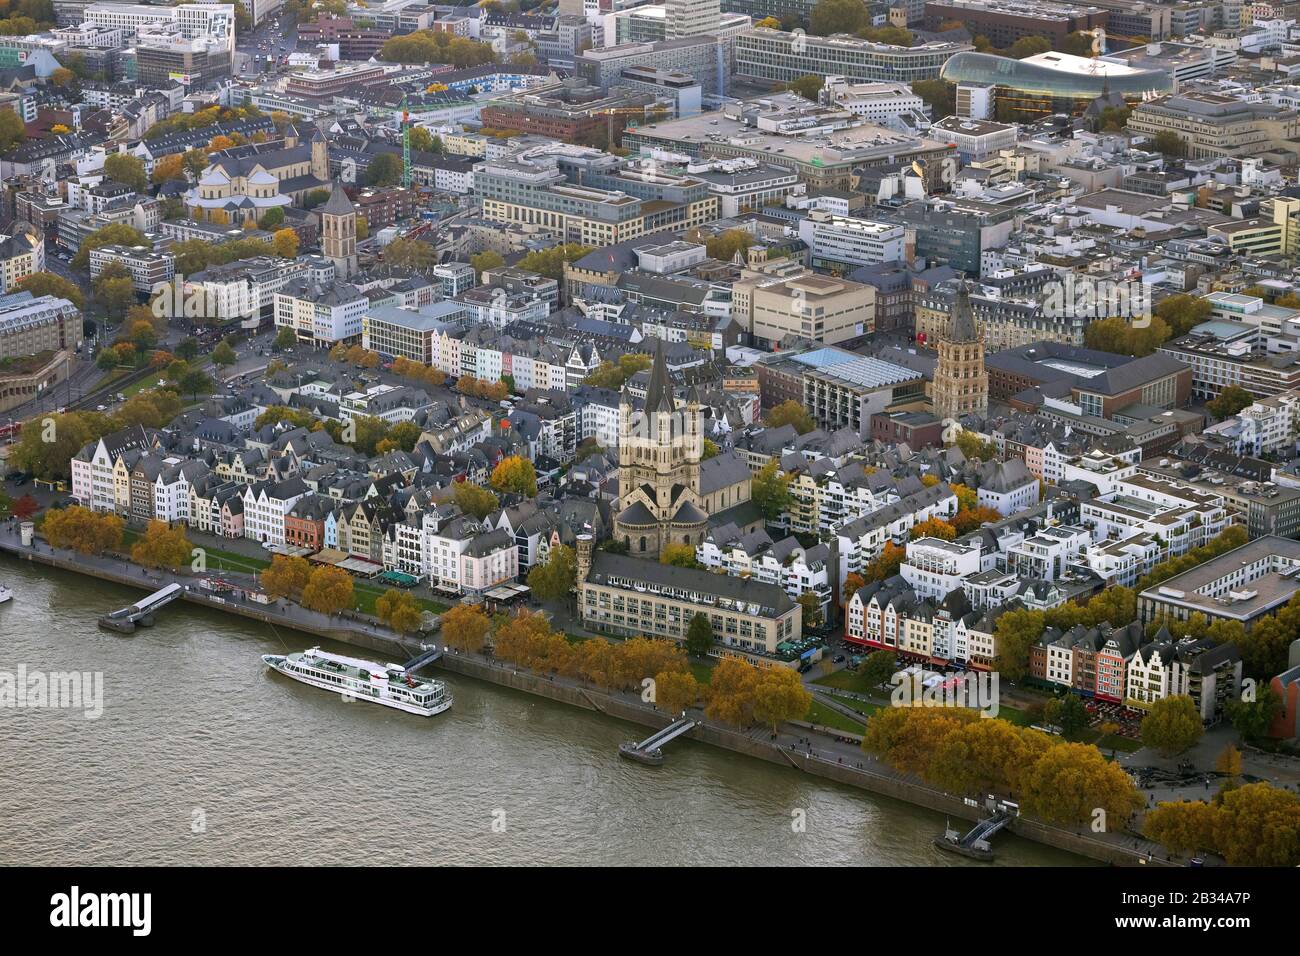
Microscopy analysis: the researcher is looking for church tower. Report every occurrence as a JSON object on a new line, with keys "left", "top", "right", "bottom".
{"left": 932, "top": 278, "right": 988, "bottom": 423}
{"left": 613, "top": 339, "right": 708, "bottom": 557}
{"left": 319, "top": 180, "right": 358, "bottom": 280}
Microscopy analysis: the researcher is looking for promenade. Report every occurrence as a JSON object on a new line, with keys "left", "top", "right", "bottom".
{"left": 1, "top": 520, "right": 1182, "bottom": 866}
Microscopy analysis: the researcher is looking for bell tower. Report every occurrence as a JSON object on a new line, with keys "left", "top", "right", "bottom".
{"left": 319, "top": 180, "right": 358, "bottom": 280}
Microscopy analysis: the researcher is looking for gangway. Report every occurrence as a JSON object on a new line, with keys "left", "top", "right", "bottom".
{"left": 618, "top": 716, "right": 697, "bottom": 766}
{"left": 98, "top": 582, "right": 185, "bottom": 633}
{"left": 934, "top": 810, "right": 1013, "bottom": 861}
{"left": 401, "top": 645, "right": 444, "bottom": 673}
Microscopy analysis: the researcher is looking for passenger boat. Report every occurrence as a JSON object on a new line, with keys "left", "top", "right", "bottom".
{"left": 262, "top": 647, "right": 451, "bottom": 716}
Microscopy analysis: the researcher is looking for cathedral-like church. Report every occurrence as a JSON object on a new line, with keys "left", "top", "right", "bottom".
{"left": 613, "top": 341, "right": 752, "bottom": 558}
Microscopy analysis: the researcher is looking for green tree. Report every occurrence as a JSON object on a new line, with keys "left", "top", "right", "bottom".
{"left": 1155, "top": 293, "right": 1213, "bottom": 337}
{"left": 751, "top": 459, "right": 791, "bottom": 520}
{"left": 0, "top": 108, "right": 25, "bottom": 154}
{"left": 1140, "top": 695, "right": 1204, "bottom": 756}
{"left": 527, "top": 544, "right": 576, "bottom": 603}
{"left": 470, "top": 249, "right": 505, "bottom": 278}
{"left": 1207, "top": 385, "right": 1254, "bottom": 420}
{"left": 860, "top": 649, "right": 896, "bottom": 690}
{"left": 911, "top": 78, "right": 954, "bottom": 118}
{"left": 788, "top": 74, "right": 824, "bottom": 101}
{"left": 104, "top": 153, "right": 147, "bottom": 193}
{"left": 365, "top": 152, "right": 404, "bottom": 187}
{"left": 1152, "top": 130, "right": 1185, "bottom": 157}
{"left": 685, "top": 612, "right": 714, "bottom": 657}
{"left": 1043, "top": 693, "right": 1089, "bottom": 738}
{"left": 1225, "top": 685, "right": 1283, "bottom": 743}
{"left": 211, "top": 340, "right": 237, "bottom": 367}
{"left": 809, "top": 0, "right": 868, "bottom": 36}
{"left": 73, "top": 223, "right": 147, "bottom": 271}
{"left": 452, "top": 481, "right": 499, "bottom": 520}
{"left": 15, "top": 272, "right": 84, "bottom": 310}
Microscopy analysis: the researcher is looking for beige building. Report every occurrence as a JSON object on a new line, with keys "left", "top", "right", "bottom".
{"left": 743, "top": 267, "right": 876, "bottom": 348}
{"left": 0, "top": 230, "right": 44, "bottom": 294}
{"left": 1128, "top": 93, "right": 1300, "bottom": 161}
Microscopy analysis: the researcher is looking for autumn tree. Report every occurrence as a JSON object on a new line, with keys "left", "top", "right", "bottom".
{"left": 1140, "top": 695, "right": 1204, "bottom": 756}
{"left": 910, "top": 516, "right": 957, "bottom": 541}
{"left": 765, "top": 399, "right": 815, "bottom": 434}
{"left": 1018, "top": 741, "right": 1143, "bottom": 826}
{"left": 863, "top": 541, "right": 906, "bottom": 583}
{"left": 260, "top": 554, "right": 311, "bottom": 600}
{"left": 1145, "top": 782, "right": 1300, "bottom": 866}
{"left": 452, "top": 481, "right": 499, "bottom": 520}
{"left": 491, "top": 455, "right": 538, "bottom": 497}
{"left": 375, "top": 588, "right": 422, "bottom": 633}
{"left": 753, "top": 667, "right": 813, "bottom": 734}
{"left": 130, "top": 520, "right": 191, "bottom": 570}
{"left": 300, "top": 565, "right": 355, "bottom": 615}
{"left": 441, "top": 603, "right": 492, "bottom": 653}
{"left": 41, "top": 506, "right": 123, "bottom": 555}
{"left": 654, "top": 669, "right": 701, "bottom": 716}
{"left": 104, "top": 153, "right": 147, "bottom": 193}
{"left": 272, "top": 228, "right": 299, "bottom": 258}
{"left": 992, "top": 608, "right": 1046, "bottom": 682}
{"left": 704, "top": 658, "right": 761, "bottom": 726}
{"left": 1207, "top": 385, "right": 1254, "bottom": 420}
{"left": 15, "top": 272, "right": 84, "bottom": 310}
{"left": 659, "top": 542, "right": 701, "bottom": 569}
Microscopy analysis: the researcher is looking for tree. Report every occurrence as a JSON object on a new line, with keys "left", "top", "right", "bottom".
{"left": 515, "top": 243, "right": 593, "bottom": 280}
{"left": 1151, "top": 130, "right": 1185, "bottom": 157}
{"left": 704, "top": 228, "right": 754, "bottom": 264}
{"left": 1215, "top": 743, "right": 1243, "bottom": 779}
{"left": 809, "top": 0, "right": 868, "bottom": 36}
{"left": 271, "top": 228, "right": 299, "bottom": 258}
{"left": 130, "top": 520, "right": 191, "bottom": 570}
{"left": 211, "top": 340, "right": 237, "bottom": 368}
{"left": 10, "top": 494, "right": 38, "bottom": 521}
{"left": 1155, "top": 293, "right": 1213, "bottom": 337}
{"left": 1018, "top": 741, "right": 1142, "bottom": 826}
{"left": 365, "top": 152, "right": 404, "bottom": 187}
{"left": 10, "top": 412, "right": 102, "bottom": 482}
{"left": 992, "top": 608, "right": 1046, "bottom": 682}
{"left": 704, "top": 658, "right": 762, "bottom": 726}
{"left": 654, "top": 669, "right": 700, "bottom": 716}
{"left": 73, "top": 223, "right": 147, "bottom": 271}
{"left": 751, "top": 459, "right": 791, "bottom": 521}
{"left": 863, "top": 541, "right": 906, "bottom": 583}
{"left": 1006, "top": 35, "right": 1051, "bottom": 58}
{"left": 300, "top": 565, "right": 355, "bottom": 615}
{"left": 1140, "top": 695, "right": 1204, "bottom": 756}
{"left": 911, "top": 78, "right": 954, "bottom": 119}
{"left": 527, "top": 544, "right": 576, "bottom": 603}
{"left": 1042, "top": 693, "right": 1088, "bottom": 738}
{"left": 842, "top": 572, "right": 866, "bottom": 608}
{"left": 375, "top": 588, "right": 422, "bottom": 633}
{"left": 273, "top": 327, "right": 296, "bottom": 351}
{"left": 764, "top": 399, "right": 815, "bottom": 434}
{"left": 41, "top": 506, "right": 123, "bottom": 555}
{"left": 1207, "top": 385, "right": 1254, "bottom": 420}
{"left": 685, "top": 612, "right": 714, "bottom": 657}
{"left": 951, "top": 505, "right": 1001, "bottom": 534}
{"left": 179, "top": 368, "right": 212, "bottom": 401}
{"left": 1225, "top": 685, "right": 1283, "bottom": 743}
{"left": 470, "top": 249, "right": 505, "bottom": 278}
{"left": 753, "top": 667, "right": 813, "bottom": 734}
{"left": 788, "top": 74, "right": 824, "bottom": 102}
{"left": 491, "top": 455, "right": 538, "bottom": 497}
{"left": 910, "top": 516, "right": 957, "bottom": 541}
{"left": 797, "top": 592, "right": 823, "bottom": 629}
{"left": 151, "top": 153, "right": 185, "bottom": 186}
{"left": 15, "top": 272, "right": 84, "bottom": 310}
{"left": 0, "top": 108, "right": 25, "bottom": 154}
{"left": 954, "top": 430, "right": 998, "bottom": 461}
{"left": 261, "top": 554, "right": 312, "bottom": 600}
{"left": 104, "top": 153, "right": 147, "bottom": 193}
{"left": 441, "top": 603, "right": 492, "bottom": 653}
{"left": 452, "top": 481, "right": 498, "bottom": 520}
{"left": 659, "top": 542, "right": 701, "bottom": 569}
{"left": 1145, "top": 782, "right": 1300, "bottom": 866}
{"left": 259, "top": 207, "right": 285, "bottom": 230}
{"left": 860, "top": 649, "right": 896, "bottom": 690}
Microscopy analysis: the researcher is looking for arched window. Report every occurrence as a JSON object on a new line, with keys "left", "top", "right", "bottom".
{"left": 639, "top": 536, "right": 647, "bottom": 552}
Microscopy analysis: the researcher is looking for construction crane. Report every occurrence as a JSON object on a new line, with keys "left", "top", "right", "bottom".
{"left": 595, "top": 106, "right": 653, "bottom": 151}
{"left": 394, "top": 93, "right": 412, "bottom": 190}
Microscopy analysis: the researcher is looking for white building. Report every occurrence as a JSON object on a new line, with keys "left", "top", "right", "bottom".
{"left": 900, "top": 536, "right": 983, "bottom": 602}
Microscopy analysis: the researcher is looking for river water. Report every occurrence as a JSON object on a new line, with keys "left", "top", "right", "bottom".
{"left": 0, "top": 559, "right": 1085, "bottom": 866}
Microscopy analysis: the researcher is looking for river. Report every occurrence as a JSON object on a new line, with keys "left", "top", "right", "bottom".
{"left": 0, "top": 559, "right": 1086, "bottom": 866}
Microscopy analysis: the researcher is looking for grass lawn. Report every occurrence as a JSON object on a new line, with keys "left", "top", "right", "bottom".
{"left": 996, "top": 704, "right": 1036, "bottom": 727}
{"left": 812, "top": 670, "right": 886, "bottom": 696}
{"left": 688, "top": 658, "right": 715, "bottom": 685}
{"left": 824, "top": 693, "right": 879, "bottom": 719}
{"left": 805, "top": 699, "right": 866, "bottom": 734}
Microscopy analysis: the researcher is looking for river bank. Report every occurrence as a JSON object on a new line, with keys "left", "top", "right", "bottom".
{"left": 0, "top": 529, "right": 1172, "bottom": 866}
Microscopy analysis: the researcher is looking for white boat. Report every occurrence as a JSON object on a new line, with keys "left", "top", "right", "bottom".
{"left": 262, "top": 647, "right": 451, "bottom": 717}
{"left": 0, "top": 585, "right": 11, "bottom": 604}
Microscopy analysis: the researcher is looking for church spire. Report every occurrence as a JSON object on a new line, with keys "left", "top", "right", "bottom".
{"left": 948, "top": 277, "right": 979, "bottom": 343}
{"left": 644, "top": 338, "right": 674, "bottom": 415}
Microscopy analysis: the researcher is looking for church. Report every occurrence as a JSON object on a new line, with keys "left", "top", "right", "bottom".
{"left": 613, "top": 340, "right": 753, "bottom": 558}
{"left": 185, "top": 126, "right": 332, "bottom": 225}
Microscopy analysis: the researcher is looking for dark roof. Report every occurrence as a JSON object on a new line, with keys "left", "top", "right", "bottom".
{"left": 587, "top": 552, "right": 795, "bottom": 616}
